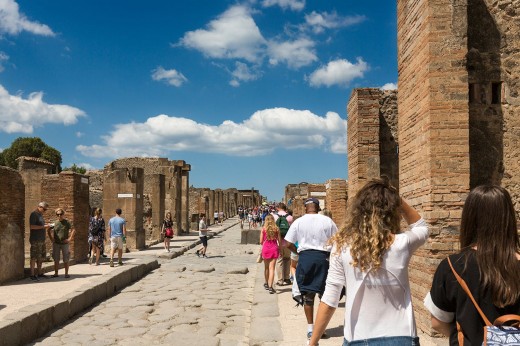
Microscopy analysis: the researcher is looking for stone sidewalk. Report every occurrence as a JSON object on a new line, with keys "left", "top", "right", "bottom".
{"left": 0, "top": 219, "right": 236, "bottom": 346}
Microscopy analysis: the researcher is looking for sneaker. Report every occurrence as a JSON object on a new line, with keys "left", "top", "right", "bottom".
{"left": 283, "top": 279, "right": 292, "bottom": 285}
{"left": 30, "top": 275, "right": 39, "bottom": 281}
{"left": 195, "top": 250, "right": 200, "bottom": 257}
{"left": 263, "top": 283, "right": 269, "bottom": 290}
{"left": 109, "top": 260, "right": 114, "bottom": 267}
{"left": 269, "top": 287, "right": 276, "bottom": 294}
{"left": 307, "top": 331, "right": 312, "bottom": 340}
{"left": 276, "top": 280, "right": 284, "bottom": 286}
{"left": 89, "top": 256, "right": 93, "bottom": 265}
{"left": 118, "top": 260, "right": 123, "bottom": 266}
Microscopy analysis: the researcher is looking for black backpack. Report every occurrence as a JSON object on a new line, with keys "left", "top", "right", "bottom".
{"left": 276, "top": 214, "right": 290, "bottom": 237}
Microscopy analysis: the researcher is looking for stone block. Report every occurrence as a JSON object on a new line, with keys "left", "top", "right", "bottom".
{"left": 0, "top": 319, "right": 21, "bottom": 346}
{"left": 4, "top": 311, "right": 39, "bottom": 345}
{"left": 250, "top": 317, "right": 283, "bottom": 344}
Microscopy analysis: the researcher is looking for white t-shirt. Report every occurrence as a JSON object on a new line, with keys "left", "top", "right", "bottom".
{"left": 320, "top": 218, "right": 429, "bottom": 341}
{"left": 198, "top": 219, "right": 207, "bottom": 237}
{"left": 284, "top": 213, "right": 338, "bottom": 252}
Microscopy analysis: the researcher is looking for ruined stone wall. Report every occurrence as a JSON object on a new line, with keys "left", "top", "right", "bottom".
{"left": 379, "top": 90, "right": 399, "bottom": 191}
{"left": 347, "top": 89, "right": 382, "bottom": 198}
{"left": 0, "top": 167, "right": 25, "bottom": 284}
{"left": 397, "top": 0, "right": 469, "bottom": 334}
{"left": 20, "top": 168, "right": 47, "bottom": 254}
{"left": 103, "top": 168, "right": 145, "bottom": 251}
{"left": 16, "top": 156, "right": 54, "bottom": 174}
{"left": 42, "top": 172, "right": 90, "bottom": 262}
{"left": 325, "top": 179, "right": 348, "bottom": 228}
{"left": 86, "top": 170, "right": 104, "bottom": 211}
{"left": 468, "top": 0, "right": 520, "bottom": 210}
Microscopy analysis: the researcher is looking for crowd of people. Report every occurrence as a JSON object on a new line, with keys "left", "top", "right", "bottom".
{"left": 254, "top": 178, "right": 520, "bottom": 346}
{"left": 27, "top": 179, "right": 520, "bottom": 345}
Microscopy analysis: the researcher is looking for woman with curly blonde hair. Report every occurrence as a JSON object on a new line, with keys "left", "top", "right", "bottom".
{"left": 309, "top": 177, "right": 429, "bottom": 346}
{"left": 260, "top": 214, "right": 282, "bottom": 294}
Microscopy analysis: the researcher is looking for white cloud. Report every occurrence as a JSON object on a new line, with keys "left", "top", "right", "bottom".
{"left": 76, "top": 108, "right": 347, "bottom": 158}
{"left": 261, "top": 0, "right": 305, "bottom": 11}
{"left": 0, "top": 51, "right": 8, "bottom": 72}
{"left": 0, "top": 0, "right": 55, "bottom": 36}
{"left": 230, "top": 61, "right": 261, "bottom": 87}
{"left": 0, "top": 84, "right": 86, "bottom": 134}
{"left": 304, "top": 11, "right": 366, "bottom": 34}
{"left": 151, "top": 66, "right": 188, "bottom": 87}
{"left": 76, "top": 131, "right": 84, "bottom": 138}
{"left": 381, "top": 82, "right": 397, "bottom": 90}
{"left": 267, "top": 37, "right": 317, "bottom": 69}
{"left": 307, "top": 58, "right": 368, "bottom": 87}
{"left": 179, "top": 5, "right": 266, "bottom": 63}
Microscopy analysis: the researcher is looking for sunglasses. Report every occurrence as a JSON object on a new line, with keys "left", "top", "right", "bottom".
{"left": 56, "top": 213, "right": 63, "bottom": 216}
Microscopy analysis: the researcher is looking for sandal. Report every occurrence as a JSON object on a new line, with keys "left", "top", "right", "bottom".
{"left": 51, "top": 274, "right": 59, "bottom": 278}
{"left": 269, "top": 287, "right": 276, "bottom": 294}
{"left": 64, "top": 274, "right": 70, "bottom": 278}
{"left": 263, "top": 283, "right": 269, "bottom": 290}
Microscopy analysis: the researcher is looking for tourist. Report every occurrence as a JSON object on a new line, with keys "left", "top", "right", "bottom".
{"left": 48, "top": 208, "right": 76, "bottom": 278}
{"left": 214, "top": 211, "right": 219, "bottom": 225}
{"left": 161, "top": 211, "right": 174, "bottom": 252}
{"left": 196, "top": 214, "right": 209, "bottom": 258}
{"left": 29, "top": 201, "right": 52, "bottom": 281}
{"left": 219, "top": 211, "right": 224, "bottom": 226}
{"left": 274, "top": 202, "right": 293, "bottom": 286}
{"left": 287, "top": 209, "right": 298, "bottom": 283}
{"left": 260, "top": 214, "right": 282, "bottom": 294}
{"left": 284, "top": 197, "right": 338, "bottom": 342}
{"left": 107, "top": 208, "right": 126, "bottom": 267}
{"left": 88, "top": 208, "right": 105, "bottom": 266}
{"left": 424, "top": 185, "right": 520, "bottom": 345}
{"left": 308, "top": 177, "right": 428, "bottom": 345}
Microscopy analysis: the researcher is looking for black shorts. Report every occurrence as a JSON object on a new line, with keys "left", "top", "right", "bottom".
{"left": 200, "top": 236, "right": 208, "bottom": 247}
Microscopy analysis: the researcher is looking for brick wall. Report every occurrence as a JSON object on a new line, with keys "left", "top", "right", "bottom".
{"left": 397, "top": 0, "right": 469, "bottom": 334}
{"left": 325, "top": 179, "right": 348, "bottom": 228}
{"left": 0, "top": 167, "right": 25, "bottom": 283}
{"left": 41, "top": 172, "right": 90, "bottom": 262}
{"left": 347, "top": 88, "right": 383, "bottom": 198}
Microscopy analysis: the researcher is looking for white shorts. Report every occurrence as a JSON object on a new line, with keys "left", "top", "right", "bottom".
{"left": 111, "top": 236, "right": 123, "bottom": 250}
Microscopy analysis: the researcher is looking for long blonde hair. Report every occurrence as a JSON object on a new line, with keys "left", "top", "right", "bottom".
{"left": 332, "top": 177, "right": 401, "bottom": 271}
{"left": 263, "top": 214, "right": 279, "bottom": 240}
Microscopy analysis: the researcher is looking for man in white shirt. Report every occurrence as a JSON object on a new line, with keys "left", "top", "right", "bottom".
{"left": 284, "top": 197, "right": 338, "bottom": 342}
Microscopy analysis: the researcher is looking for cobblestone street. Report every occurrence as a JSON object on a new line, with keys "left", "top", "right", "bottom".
{"left": 32, "top": 223, "right": 260, "bottom": 346}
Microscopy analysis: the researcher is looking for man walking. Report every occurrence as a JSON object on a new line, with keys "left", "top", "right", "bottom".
{"left": 107, "top": 208, "right": 126, "bottom": 267}
{"left": 284, "top": 198, "right": 338, "bottom": 342}
{"left": 273, "top": 202, "right": 293, "bottom": 286}
{"left": 29, "top": 201, "right": 52, "bottom": 281}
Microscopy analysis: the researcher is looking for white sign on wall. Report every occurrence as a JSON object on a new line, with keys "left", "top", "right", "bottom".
{"left": 117, "top": 193, "right": 133, "bottom": 198}
{"left": 81, "top": 177, "right": 89, "bottom": 184}
{"left": 310, "top": 192, "right": 327, "bottom": 197}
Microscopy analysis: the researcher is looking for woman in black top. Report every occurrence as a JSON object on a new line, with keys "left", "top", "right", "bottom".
{"left": 425, "top": 185, "right": 520, "bottom": 345}
{"left": 161, "top": 211, "right": 174, "bottom": 253}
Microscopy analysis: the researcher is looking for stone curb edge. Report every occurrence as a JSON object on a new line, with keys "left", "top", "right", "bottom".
{"left": 0, "top": 258, "right": 160, "bottom": 346}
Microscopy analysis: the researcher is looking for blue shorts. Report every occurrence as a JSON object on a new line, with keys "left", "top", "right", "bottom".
{"left": 343, "top": 336, "right": 420, "bottom": 346}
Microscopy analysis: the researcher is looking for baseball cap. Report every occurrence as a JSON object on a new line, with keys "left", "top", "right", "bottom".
{"left": 304, "top": 197, "right": 320, "bottom": 206}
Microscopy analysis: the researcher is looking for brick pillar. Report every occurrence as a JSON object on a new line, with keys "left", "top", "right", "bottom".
{"left": 150, "top": 174, "right": 165, "bottom": 240}
{"left": 325, "top": 179, "right": 348, "bottom": 227}
{"left": 181, "top": 164, "right": 190, "bottom": 234}
{"left": 0, "top": 167, "right": 25, "bottom": 283}
{"left": 103, "top": 168, "right": 145, "bottom": 251}
{"left": 347, "top": 88, "right": 383, "bottom": 198}
{"left": 398, "top": 0, "right": 469, "bottom": 334}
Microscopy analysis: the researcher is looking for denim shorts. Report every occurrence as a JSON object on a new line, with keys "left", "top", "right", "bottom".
{"left": 343, "top": 336, "right": 420, "bottom": 346}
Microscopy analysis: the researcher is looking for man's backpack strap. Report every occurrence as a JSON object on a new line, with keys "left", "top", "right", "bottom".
{"left": 447, "top": 257, "right": 492, "bottom": 326}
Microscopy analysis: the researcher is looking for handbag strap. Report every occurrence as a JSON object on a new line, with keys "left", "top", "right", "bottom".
{"left": 447, "top": 257, "right": 492, "bottom": 326}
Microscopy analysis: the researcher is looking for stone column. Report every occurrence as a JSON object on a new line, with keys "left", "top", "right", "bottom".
{"left": 397, "top": 0, "right": 469, "bottom": 333}
{"left": 103, "top": 168, "right": 145, "bottom": 251}
{"left": 181, "top": 164, "right": 191, "bottom": 234}
{"left": 0, "top": 167, "right": 25, "bottom": 284}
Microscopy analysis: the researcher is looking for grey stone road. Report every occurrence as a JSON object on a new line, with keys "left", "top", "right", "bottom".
{"left": 31, "top": 223, "right": 261, "bottom": 346}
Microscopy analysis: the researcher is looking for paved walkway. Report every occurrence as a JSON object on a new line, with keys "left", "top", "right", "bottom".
{"left": 0, "top": 217, "right": 448, "bottom": 345}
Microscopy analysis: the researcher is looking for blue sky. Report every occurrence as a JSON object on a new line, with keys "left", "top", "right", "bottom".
{"left": 0, "top": 0, "right": 397, "bottom": 201}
